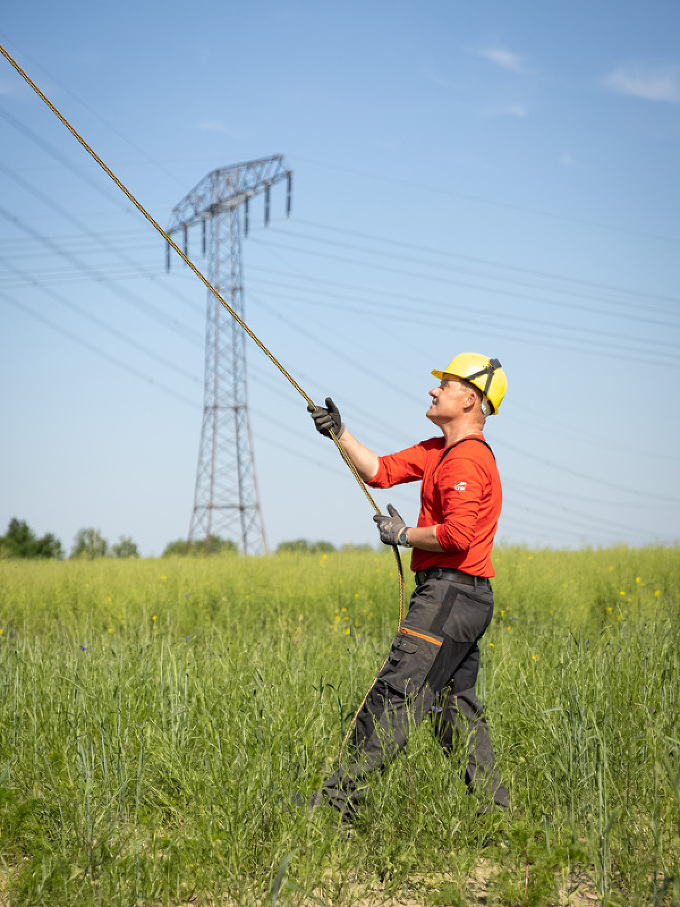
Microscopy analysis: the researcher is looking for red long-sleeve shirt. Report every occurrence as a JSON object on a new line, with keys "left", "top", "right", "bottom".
{"left": 367, "top": 435, "right": 502, "bottom": 577}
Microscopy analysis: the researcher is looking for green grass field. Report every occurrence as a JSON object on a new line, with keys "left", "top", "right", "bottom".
{"left": 0, "top": 545, "right": 678, "bottom": 906}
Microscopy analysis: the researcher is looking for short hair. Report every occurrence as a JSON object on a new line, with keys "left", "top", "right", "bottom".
{"left": 460, "top": 378, "right": 488, "bottom": 419}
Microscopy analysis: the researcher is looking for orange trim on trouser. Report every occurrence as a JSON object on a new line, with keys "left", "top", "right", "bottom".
{"left": 398, "top": 626, "right": 442, "bottom": 647}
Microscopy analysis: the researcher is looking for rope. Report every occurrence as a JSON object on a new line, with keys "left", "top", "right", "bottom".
{"left": 0, "top": 42, "right": 406, "bottom": 767}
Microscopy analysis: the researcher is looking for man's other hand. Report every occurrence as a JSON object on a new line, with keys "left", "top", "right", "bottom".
{"left": 373, "top": 504, "right": 407, "bottom": 546}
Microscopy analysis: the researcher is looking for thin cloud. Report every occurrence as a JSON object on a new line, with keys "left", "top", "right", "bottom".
{"left": 482, "top": 102, "right": 528, "bottom": 118}
{"left": 604, "top": 64, "right": 680, "bottom": 102}
{"left": 67, "top": 50, "right": 103, "bottom": 66}
{"left": 422, "top": 64, "right": 454, "bottom": 89}
{"left": 475, "top": 46, "right": 527, "bottom": 74}
{"left": 558, "top": 152, "right": 590, "bottom": 173}
{"left": 197, "top": 119, "right": 240, "bottom": 137}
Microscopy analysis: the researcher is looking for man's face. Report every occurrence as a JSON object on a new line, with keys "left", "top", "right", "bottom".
{"left": 426, "top": 374, "right": 475, "bottom": 424}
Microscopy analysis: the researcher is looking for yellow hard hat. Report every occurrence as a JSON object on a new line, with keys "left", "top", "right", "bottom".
{"left": 431, "top": 353, "right": 507, "bottom": 414}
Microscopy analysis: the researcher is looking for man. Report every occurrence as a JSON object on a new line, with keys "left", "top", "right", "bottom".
{"left": 308, "top": 352, "right": 509, "bottom": 822}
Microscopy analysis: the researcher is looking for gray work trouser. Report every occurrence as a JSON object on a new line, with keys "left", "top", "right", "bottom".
{"left": 323, "top": 570, "right": 509, "bottom": 819}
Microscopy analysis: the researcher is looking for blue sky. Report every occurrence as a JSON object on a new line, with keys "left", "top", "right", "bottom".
{"left": 1, "top": 1, "right": 679, "bottom": 557}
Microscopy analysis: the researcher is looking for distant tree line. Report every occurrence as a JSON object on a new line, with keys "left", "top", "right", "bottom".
{"left": 1, "top": 518, "right": 376, "bottom": 560}
{"left": 161, "top": 536, "right": 238, "bottom": 557}
{"left": 71, "top": 528, "right": 140, "bottom": 560}
{"left": 0, "top": 518, "right": 63, "bottom": 560}
{"left": 275, "top": 540, "right": 374, "bottom": 554}
{"left": 0, "top": 519, "right": 139, "bottom": 560}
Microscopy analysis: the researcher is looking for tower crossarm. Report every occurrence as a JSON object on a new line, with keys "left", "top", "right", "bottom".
{"left": 167, "top": 154, "right": 292, "bottom": 235}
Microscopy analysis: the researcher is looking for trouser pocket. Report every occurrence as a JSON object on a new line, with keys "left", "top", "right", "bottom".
{"left": 378, "top": 628, "right": 443, "bottom": 697}
{"left": 440, "top": 588, "right": 493, "bottom": 642}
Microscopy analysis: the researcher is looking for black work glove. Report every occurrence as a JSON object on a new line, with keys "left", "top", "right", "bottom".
{"left": 373, "top": 504, "right": 409, "bottom": 546}
{"left": 307, "top": 397, "right": 345, "bottom": 439}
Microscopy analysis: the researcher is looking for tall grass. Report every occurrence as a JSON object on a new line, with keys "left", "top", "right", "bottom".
{"left": 0, "top": 545, "right": 678, "bottom": 905}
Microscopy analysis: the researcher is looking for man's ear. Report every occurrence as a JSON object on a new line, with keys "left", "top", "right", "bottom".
{"left": 462, "top": 387, "right": 478, "bottom": 411}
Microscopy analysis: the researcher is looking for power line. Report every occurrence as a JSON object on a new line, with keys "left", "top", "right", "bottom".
{"left": 0, "top": 103, "right": 133, "bottom": 215}
{"left": 502, "top": 486, "right": 663, "bottom": 539}
{"left": 0, "top": 203, "right": 203, "bottom": 346}
{"left": 1, "top": 292, "right": 197, "bottom": 408}
{"left": 0, "top": 160, "right": 203, "bottom": 317}
{"left": 2, "top": 246, "right": 676, "bottom": 368}
{"left": 293, "top": 218, "right": 680, "bottom": 313}
{"left": 248, "top": 292, "right": 410, "bottom": 394}
{"left": 0, "top": 38, "right": 188, "bottom": 188}
{"left": 0, "top": 263, "right": 168, "bottom": 288}
{"left": 3, "top": 136, "right": 670, "bottom": 384}
{"left": 251, "top": 231, "right": 680, "bottom": 337}
{"left": 246, "top": 274, "right": 680, "bottom": 365}
{"left": 507, "top": 476, "right": 680, "bottom": 510}
{"left": 268, "top": 226, "right": 680, "bottom": 327}
{"left": 6, "top": 210, "right": 679, "bottom": 321}
{"left": 291, "top": 155, "right": 680, "bottom": 249}
{"left": 0, "top": 226, "right": 157, "bottom": 251}
{"left": 504, "top": 499, "right": 659, "bottom": 543}
{"left": 495, "top": 437, "right": 680, "bottom": 505}
{"left": 0, "top": 253, "right": 202, "bottom": 386}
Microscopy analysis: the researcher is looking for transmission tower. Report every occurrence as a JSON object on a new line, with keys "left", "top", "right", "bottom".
{"left": 168, "top": 155, "right": 292, "bottom": 555}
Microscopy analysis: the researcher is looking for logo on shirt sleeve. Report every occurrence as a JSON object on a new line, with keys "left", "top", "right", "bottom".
{"left": 453, "top": 482, "right": 467, "bottom": 492}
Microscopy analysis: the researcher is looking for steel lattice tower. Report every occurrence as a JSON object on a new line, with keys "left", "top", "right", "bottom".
{"left": 168, "top": 156, "right": 292, "bottom": 554}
